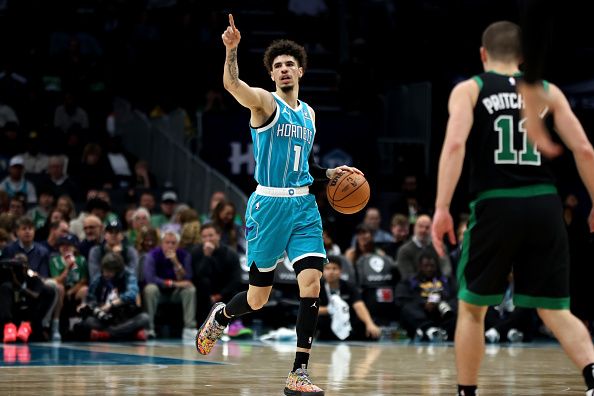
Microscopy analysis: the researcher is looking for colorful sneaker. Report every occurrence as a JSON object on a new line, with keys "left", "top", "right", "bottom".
{"left": 195, "top": 302, "right": 226, "bottom": 355}
{"left": 90, "top": 329, "right": 111, "bottom": 341}
{"left": 284, "top": 365, "right": 325, "bottom": 396}
{"left": 228, "top": 320, "right": 254, "bottom": 339}
{"left": 17, "top": 322, "right": 32, "bottom": 343}
{"left": 3, "top": 323, "right": 17, "bottom": 343}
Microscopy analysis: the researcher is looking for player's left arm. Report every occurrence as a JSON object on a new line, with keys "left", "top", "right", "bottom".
{"left": 432, "top": 79, "right": 478, "bottom": 256}
{"left": 307, "top": 106, "right": 364, "bottom": 180}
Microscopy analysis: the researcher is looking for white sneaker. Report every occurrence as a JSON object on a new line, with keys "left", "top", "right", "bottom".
{"left": 147, "top": 329, "right": 157, "bottom": 339}
{"left": 182, "top": 327, "right": 197, "bottom": 341}
{"left": 485, "top": 328, "right": 500, "bottom": 343}
{"left": 507, "top": 328, "right": 524, "bottom": 343}
{"left": 426, "top": 327, "right": 447, "bottom": 342}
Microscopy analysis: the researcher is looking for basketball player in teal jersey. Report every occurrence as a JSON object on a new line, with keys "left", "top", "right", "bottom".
{"left": 432, "top": 21, "right": 594, "bottom": 396}
{"left": 195, "top": 14, "right": 362, "bottom": 396}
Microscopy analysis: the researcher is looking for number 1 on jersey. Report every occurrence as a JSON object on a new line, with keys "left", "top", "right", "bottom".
{"left": 293, "top": 145, "right": 302, "bottom": 172}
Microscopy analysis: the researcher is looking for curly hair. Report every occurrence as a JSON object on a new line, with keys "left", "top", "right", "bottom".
{"left": 263, "top": 39, "right": 307, "bottom": 73}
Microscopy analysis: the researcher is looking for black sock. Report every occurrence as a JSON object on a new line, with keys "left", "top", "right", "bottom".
{"left": 296, "top": 297, "right": 320, "bottom": 350}
{"left": 215, "top": 291, "right": 254, "bottom": 327}
{"left": 293, "top": 351, "right": 310, "bottom": 372}
{"left": 458, "top": 385, "right": 478, "bottom": 396}
{"left": 583, "top": 363, "right": 594, "bottom": 390}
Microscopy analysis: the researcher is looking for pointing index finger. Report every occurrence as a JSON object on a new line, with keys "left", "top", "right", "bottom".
{"left": 229, "top": 14, "right": 236, "bottom": 31}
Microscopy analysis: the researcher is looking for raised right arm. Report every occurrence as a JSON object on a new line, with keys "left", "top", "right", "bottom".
{"left": 222, "top": 14, "right": 274, "bottom": 113}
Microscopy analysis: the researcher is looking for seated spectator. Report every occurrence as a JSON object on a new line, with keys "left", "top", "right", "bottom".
{"left": 0, "top": 155, "right": 37, "bottom": 204}
{"left": 191, "top": 224, "right": 240, "bottom": 323}
{"left": 138, "top": 191, "right": 156, "bottom": 214}
{"left": 132, "top": 160, "right": 157, "bottom": 189}
{"left": 2, "top": 217, "right": 58, "bottom": 340}
{"left": 396, "top": 214, "right": 451, "bottom": 280}
{"left": 0, "top": 228, "right": 11, "bottom": 250}
{"left": 78, "top": 214, "right": 103, "bottom": 260}
{"left": 143, "top": 229, "right": 195, "bottom": 340}
{"left": 208, "top": 200, "right": 245, "bottom": 253}
{"left": 323, "top": 226, "right": 341, "bottom": 256}
{"left": 70, "top": 143, "right": 114, "bottom": 193}
{"left": 53, "top": 92, "right": 89, "bottom": 134}
{"left": 49, "top": 234, "right": 88, "bottom": 337}
{"left": 1, "top": 254, "right": 56, "bottom": 342}
{"left": 7, "top": 193, "right": 26, "bottom": 218}
{"left": 88, "top": 219, "right": 138, "bottom": 282}
{"left": 70, "top": 193, "right": 117, "bottom": 239}
{"left": 318, "top": 256, "right": 381, "bottom": 341}
{"left": 135, "top": 226, "right": 160, "bottom": 287}
{"left": 128, "top": 207, "right": 151, "bottom": 246}
{"left": 350, "top": 207, "right": 394, "bottom": 247}
{"left": 56, "top": 194, "right": 77, "bottom": 222}
{"left": 27, "top": 189, "right": 55, "bottom": 230}
{"left": 395, "top": 250, "right": 457, "bottom": 342}
{"left": 75, "top": 253, "right": 149, "bottom": 341}
{"left": 20, "top": 132, "right": 49, "bottom": 174}
{"left": 151, "top": 191, "right": 178, "bottom": 229}
{"left": 382, "top": 213, "right": 410, "bottom": 261}
{"left": 344, "top": 223, "right": 385, "bottom": 266}
{"left": 41, "top": 220, "right": 70, "bottom": 257}
{"left": 200, "top": 191, "right": 226, "bottom": 224}
{"left": 35, "top": 208, "right": 66, "bottom": 242}
{"left": 40, "top": 156, "right": 80, "bottom": 201}
{"left": 180, "top": 220, "right": 201, "bottom": 250}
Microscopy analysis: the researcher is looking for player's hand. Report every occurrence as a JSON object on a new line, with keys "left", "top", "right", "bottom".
{"left": 518, "top": 81, "right": 563, "bottom": 159}
{"left": 431, "top": 207, "right": 455, "bottom": 258}
{"left": 327, "top": 165, "right": 363, "bottom": 179}
{"left": 221, "top": 14, "right": 241, "bottom": 49}
{"left": 366, "top": 323, "right": 382, "bottom": 339}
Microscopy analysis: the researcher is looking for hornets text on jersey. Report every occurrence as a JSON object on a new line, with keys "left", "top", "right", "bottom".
{"left": 249, "top": 92, "right": 316, "bottom": 188}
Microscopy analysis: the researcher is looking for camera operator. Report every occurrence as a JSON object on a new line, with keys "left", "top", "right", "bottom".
{"left": 75, "top": 252, "right": 149, "bottom": 341}
{"left": 395, "top": 250, "right": 457, "bottom": 342}
{"left": 1, "top": 254, "right": 56, "bottom": 342}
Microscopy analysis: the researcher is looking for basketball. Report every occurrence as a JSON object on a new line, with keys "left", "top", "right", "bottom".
{"left": 326, "top": 172, "right": 370, "bottom": 214}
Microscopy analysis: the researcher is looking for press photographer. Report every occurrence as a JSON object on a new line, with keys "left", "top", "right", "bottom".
{"left": 0, "top": 254, "right": 57, "bottom": 343}
{"left": 75, "top": 252, "right": 149, "bottom": 341}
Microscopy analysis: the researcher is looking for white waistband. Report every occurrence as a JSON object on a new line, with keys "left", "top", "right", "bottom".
{"left": 255, "top": 185, "right": 309, "bottom": 197}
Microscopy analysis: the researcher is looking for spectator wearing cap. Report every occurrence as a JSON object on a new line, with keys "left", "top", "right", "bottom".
{"left": 88, "top": 218, "right": 138, "bottom": 282}
{"left": 27, "top": 189, "right": 55, "bottom": 229}
{"left": 0, "top": 155, "right": 37, "bottom": 204}
{"left": 143, "top": 229, "right": 196, "bottom": 340}
{"left": 49, "top": 234, "right": 89, "bottom": 340}
{"left": 151, "top": 191, "right": 178, "bottom": 229}
{"left": 78, "top": 215, "right": 103, "bottom": 260}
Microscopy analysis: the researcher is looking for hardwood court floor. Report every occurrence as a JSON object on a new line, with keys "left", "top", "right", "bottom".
{"left": 0, "top": 339, "right": 586, "bottom": 395}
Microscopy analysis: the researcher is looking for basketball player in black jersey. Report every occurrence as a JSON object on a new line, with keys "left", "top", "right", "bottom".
{"left": 432, "top": 21, "right": 594, "bottom": 396}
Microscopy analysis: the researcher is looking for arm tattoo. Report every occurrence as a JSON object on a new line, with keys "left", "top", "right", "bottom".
{"left": 227, "top": 48, "right": 239, "bottom": 86}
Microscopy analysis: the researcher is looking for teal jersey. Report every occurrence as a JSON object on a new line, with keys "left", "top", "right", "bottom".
{"left": 250, "top": 92, "right": 316, "bottom": 188}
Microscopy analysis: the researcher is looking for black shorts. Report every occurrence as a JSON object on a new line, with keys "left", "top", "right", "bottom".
{"left": 458, "top": 185, "right": 570, "bottom": 309}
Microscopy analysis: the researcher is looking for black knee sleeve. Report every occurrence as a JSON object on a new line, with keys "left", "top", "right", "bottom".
{"left": 225, "top": 291, "right": 256, "bottom": 317}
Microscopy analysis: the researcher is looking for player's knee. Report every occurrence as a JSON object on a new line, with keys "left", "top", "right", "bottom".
{"left": 247, "top": 292, "right": 269, "bottom": 310}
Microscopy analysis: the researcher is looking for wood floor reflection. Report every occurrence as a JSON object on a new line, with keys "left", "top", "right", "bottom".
{"left": 0, "top": 340, "right": 585, "bottom": 395}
